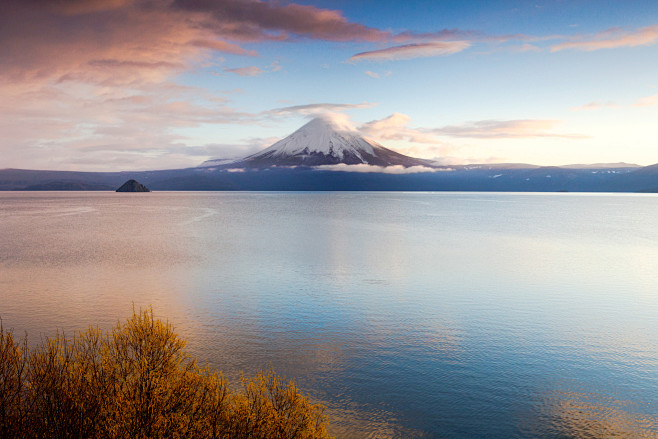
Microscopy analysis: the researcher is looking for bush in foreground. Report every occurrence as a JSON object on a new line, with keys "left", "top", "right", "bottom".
{"left": 0, "top": 309, "right": 331, "bottom": 439}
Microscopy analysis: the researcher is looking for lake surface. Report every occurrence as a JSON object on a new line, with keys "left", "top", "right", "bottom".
{"left": 1, "top": 191, "right": 657, "bottom": 438}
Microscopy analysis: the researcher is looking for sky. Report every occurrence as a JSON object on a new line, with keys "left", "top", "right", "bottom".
{"left": 2, "top": 0, "right": 658, "bottom": 171}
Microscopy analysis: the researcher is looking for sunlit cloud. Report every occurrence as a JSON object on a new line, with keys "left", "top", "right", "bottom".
{"left": 551, "top": 25, "right": 658, "bottom": 52}
{"left": 349, "top": 41, "right": 471, "bottom": 62}
{"left": 357, "top": 113, "right": 586, "bottom": 161}
{"left": 360, "top": 113, "right": 438, "bottom": 144}
{"left": 171, "top": 0, "right": 389, "bottom": 43}
{"left": 0, "top": 0, "right": 391, "bottom": 86}
{"left": 358, "top": 113, "right": 466, "bottom": 161}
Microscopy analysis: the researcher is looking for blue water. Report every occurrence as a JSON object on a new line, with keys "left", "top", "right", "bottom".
{"left": 1, "top": 192, "right": 657, "bottom": 438}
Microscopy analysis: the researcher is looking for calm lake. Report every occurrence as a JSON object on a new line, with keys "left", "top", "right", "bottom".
{"left": 1, "top": 191, "right": 657, "bottom": 438}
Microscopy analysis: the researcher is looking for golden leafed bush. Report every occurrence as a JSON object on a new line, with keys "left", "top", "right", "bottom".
{"left": 0, "top": 309, "right": 332, "bottom": 439}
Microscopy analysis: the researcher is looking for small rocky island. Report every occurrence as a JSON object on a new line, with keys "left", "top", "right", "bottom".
{"left": 116, "top": 179, "right": 150, "bottom": 192}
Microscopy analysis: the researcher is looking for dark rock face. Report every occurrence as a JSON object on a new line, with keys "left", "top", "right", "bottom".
{"left": 116, "top": 179, "right": 150, "bottom": 192}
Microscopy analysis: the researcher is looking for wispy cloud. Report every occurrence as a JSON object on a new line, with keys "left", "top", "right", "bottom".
{"left": 349, "top": 41, "right": 471, "bottom": 62}
{"left": 551, "top": 25, "right": 658, "bottom": 52}
{"left": 0, "top": 79, "right": 258, "bottom": 171}
{"left": 224, "top": 66, "right": 265, "bottom": 77}
{"left": 571, "top": 94, "right": 658, "bottom": 110}
{"left": 364, "top": 70, "right": 392, "bottom": 78}
{"left": 189, "top": 39, "right": 258, "bottom": 56}
{"left": 434, "top": 120, "right": 587, "bottom": 139}
{"left": 633, "top": 94, "right": 658, "bottom": 107}
{"left": 266, "top": 102, "right": 378, "bottom": 116}
{"left": 571, "top": 101, "right": 618, "bottom": 111}
{"left": 356, "top": 113, "right": 586, "bottom": 162}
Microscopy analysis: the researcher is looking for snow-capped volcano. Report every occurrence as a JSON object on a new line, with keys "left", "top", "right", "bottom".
{"left": 199, "top": 116, "right": 431, "bottom": 168}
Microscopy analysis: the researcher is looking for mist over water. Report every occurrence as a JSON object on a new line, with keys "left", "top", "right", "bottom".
{"left": 1, "top": 192, "right": 657, "bottom": 438}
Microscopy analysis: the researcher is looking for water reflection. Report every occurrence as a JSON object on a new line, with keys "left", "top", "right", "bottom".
{"left": 1, "top": 192, "right": 658, "bottom": 438}
{"left": 522, "top": 391, "right": 658, "bottom": 438}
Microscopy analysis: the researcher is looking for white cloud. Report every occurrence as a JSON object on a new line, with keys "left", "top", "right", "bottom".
{"left": 314, "top": 164, "right": 440, "bottom": 174}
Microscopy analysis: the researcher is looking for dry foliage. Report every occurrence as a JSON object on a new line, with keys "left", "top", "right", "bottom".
{"left": 0, "top": 310, "right": 332, "bottom": 439}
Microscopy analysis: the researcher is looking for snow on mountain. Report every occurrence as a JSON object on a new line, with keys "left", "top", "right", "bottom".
{"left": 200, "top": 116, "right": 431, "bottom": 169}
{"left": 252, "top": 116, "right": 375, "bottom": 159}
{"left": 197, "top": 158, "right": 237, "bottom": 168}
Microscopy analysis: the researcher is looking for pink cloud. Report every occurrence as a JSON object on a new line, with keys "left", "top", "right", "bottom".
{"left": 0, "top": 0, "right": 390, "bottom": 86}
{"left": 551, "top": 25, "right": 658, "bottom": 52}
{"left": 349, "top": 41, "right": 471, "bottom": 62}
{"left": 35, "top": 0, "right": 138, "bottom": 15}
{"left": 172, "top": 0, "right": 389, "bottom": 42}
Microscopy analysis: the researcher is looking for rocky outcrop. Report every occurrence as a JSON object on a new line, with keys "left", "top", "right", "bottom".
{"left": 116, "top": 179, "right": 150, "bottom": 192}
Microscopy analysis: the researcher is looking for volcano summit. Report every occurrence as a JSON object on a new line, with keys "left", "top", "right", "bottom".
{"left": 200, "top": 117, "right": 431, "bottom": 169}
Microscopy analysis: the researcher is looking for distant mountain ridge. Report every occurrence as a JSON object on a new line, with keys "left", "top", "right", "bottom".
{"left": 0, "top": 118, "right": 654, "bottom": 192}
{"left": 2, "top": 162, "right": 657, "bottom": 192}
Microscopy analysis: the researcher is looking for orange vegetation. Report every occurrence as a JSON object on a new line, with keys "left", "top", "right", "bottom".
{"left": 0, "top": 308, "right": 332, "bottom": 439}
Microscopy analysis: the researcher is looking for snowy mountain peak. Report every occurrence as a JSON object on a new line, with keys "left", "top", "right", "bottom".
{"left": 252, "top": 116, "right": 377, "bottom": 162}
{"left": 200, "top": 116, "right": 432, "bottom": 169}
